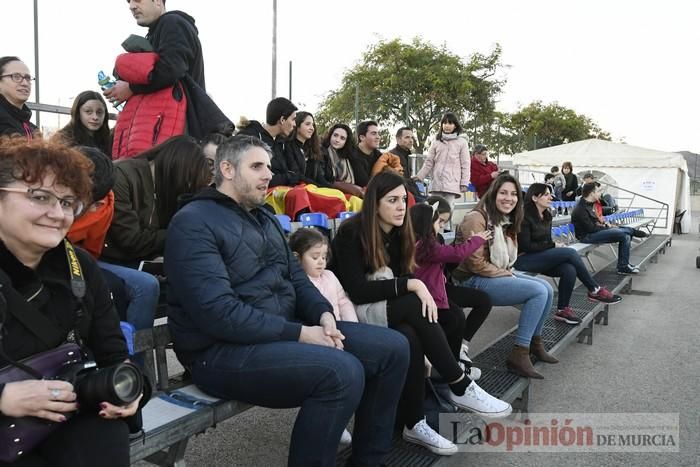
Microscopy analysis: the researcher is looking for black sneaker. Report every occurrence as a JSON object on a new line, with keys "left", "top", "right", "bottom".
{"left": 632, "top": 229, "right": 649, "bottom": 238}
{"left": 617, "top": 265, "right": 640, "bottom": 275}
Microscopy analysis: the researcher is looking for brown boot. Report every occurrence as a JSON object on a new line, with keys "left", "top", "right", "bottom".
{"left": 506, "top": 346, "right": 544, "bottom": 379}
{"left": 530, "top": 336, "right": 559, "bottom": 364}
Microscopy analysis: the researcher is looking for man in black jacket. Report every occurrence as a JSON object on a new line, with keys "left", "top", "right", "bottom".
{"left": 105, "top": 0, "right": 233, "bottom": 138}
{"left": 165, "top": 136, "right": 409, "bottom": 467}
{"left": 237, "top": 97, "right": 299, "bottom": 188}
{"left": 572, "top": 182, "right": 639, "bottom": 275}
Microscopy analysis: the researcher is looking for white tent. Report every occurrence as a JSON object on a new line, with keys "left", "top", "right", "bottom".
{"left": 512, "top": 139, "right": 692, "bottom": 234}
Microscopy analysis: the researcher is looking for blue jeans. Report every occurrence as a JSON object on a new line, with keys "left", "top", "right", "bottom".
{"left": 98, "top": 261, "right": 159, "bottom": 331}
{"left": 514, "top": 247, "right": 599, "bottom": 309}
{"left": 189, "top": 322, "right": 409, "bottom": 467}
{"left": 580, "top": 228, "right": 631, "bottom": 269}
{"left": 460, "top": 273, "right": 553, "bottom": 347}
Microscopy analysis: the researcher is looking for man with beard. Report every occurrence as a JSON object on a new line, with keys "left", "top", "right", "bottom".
{"left": 164, "top": 136, "right": 409, "bottom": 467}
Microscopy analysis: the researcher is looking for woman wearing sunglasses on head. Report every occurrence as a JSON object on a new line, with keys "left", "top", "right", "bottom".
{"left": 0, "top": 57, "right": 38, "bottom": 140}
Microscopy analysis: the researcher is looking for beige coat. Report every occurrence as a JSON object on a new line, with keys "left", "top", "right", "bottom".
{"left": 452, "top": 209, "right": 514, "bottom": 281}
{"left": 415, "top": 136, "right": 470, "bottom": 195}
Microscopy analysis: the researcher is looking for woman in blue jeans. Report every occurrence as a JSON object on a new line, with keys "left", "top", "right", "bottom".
{"left": 452, "top": 174, "right": 556, "bottom": 379}
{"left": 514, "top": 183, "right": 622, "bottom": 325}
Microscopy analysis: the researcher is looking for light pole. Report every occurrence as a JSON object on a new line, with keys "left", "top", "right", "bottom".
{"left": 33, "top": 0, "right": 41, "bottom": 128}
{"left": 271, "top": 0, "right": 277, "bottom": 99}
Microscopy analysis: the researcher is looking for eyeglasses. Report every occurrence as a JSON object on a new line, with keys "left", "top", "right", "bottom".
{"left": 0, "top": 73, "right": 35, "bottom": 84}
{"left": 0, "top": 187, "right": 84, "bottom": 216}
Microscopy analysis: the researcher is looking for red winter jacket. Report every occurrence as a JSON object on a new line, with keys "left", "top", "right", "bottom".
{"left": 470, "top": 156, "right": 499, "bottom": 198}
{"left": 111, "top": 52, "right": 187, "bottom": 160}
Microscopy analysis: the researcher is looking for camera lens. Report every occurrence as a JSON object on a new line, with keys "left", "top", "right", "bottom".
{"left": 76, "top": 362, "right": 143, "bottom": 409}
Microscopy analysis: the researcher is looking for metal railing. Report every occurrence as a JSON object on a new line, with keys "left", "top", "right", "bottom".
{"left": 27, "top": 102, "right": 119, "bottom": 122}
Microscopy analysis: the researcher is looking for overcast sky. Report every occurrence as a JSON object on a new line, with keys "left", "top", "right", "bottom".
{"left": 2, "top": 0, "right": 698, "bottom": 153}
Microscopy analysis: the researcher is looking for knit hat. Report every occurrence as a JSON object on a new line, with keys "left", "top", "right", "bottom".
{"left": 77, "top": 146, "right": 114, "bottom": 202}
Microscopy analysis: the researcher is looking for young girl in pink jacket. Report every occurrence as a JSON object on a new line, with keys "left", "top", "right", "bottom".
{"left": 289, "top": 227, "right": 357, "bottom": 444}
{"left": 410, "top": 196, "right": 493, "bottom": 379}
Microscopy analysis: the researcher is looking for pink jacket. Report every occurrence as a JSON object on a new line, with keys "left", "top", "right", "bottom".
{"left": 309, "top": 270, "right": 358, "bottom": 322}
{"left": 414, "top": 236, "right": 486, "bottom": 309}
{"left": 416, "top": 136, "right": 470, "bottom": 195}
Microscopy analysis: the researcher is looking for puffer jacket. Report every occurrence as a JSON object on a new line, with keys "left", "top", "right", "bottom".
{"left": 415, "top": 136, "right": 469, "bottom": 195}
{"left": 164, "top": 187, "right": 332, "bottom": 364}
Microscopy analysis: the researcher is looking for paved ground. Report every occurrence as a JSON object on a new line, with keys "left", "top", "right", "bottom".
{"left": 141, "top": 213, "right": 700, "bottom": 467}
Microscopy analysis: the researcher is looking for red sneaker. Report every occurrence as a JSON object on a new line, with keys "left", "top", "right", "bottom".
{"left": 588, "top": 287, "right": 623, "bottom": 304}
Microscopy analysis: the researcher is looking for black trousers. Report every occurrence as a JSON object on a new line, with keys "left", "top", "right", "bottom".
{"left": 0, "top": 413, "right": 129, "bottom": 467}
{"left": 445, "top": 283, "right": 493, "bottom": 342}
{"left": 387, "top": 293, "right": 465, "bottom": 429}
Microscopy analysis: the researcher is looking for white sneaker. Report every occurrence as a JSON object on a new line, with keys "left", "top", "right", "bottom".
{"left": 340, "top": 428, "right": 352, "bottom": 445}
{"left": 449, "top": 381, "right": 512, "bottom": 418}
{"left": 402, "top": 418, "right": 458, "bottom": 456}
{"left": 459, "top": 342, "right": 481, "bottom": 380}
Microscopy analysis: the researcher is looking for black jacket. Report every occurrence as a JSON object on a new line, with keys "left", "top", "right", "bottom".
{"left": 0, "top": 95, "right": 38, "bottom": 139}
{"left": 127, "top": 11, "right": 232, "bottom": 138}
{"left": 237, "top": 121, "right": 300, "bottom": 187}
{"left": 518, "top": 205, "right": 555, "bottom": 254}
{"left": 103, "top": 158, "right": 165, "bottom": 263}
{"left": 330, "top": 217, "right": 411, "bottom": 304}
{"left": 350, "top": 147, "right": 381, "bottom": 187}
{"left": 0, "top": 241, "right": 128, "bottom": 372}
{"left": 165, "top": 187, "right": 332, "bottom": 364}
{"left": 284, "top": 138, "right": 334, "bottom": 187}
{"left": 562, "top": 173, "right": 579, "bottom": 201}
{"left": 572, "top": 199, "right": 606, "bottom": 239}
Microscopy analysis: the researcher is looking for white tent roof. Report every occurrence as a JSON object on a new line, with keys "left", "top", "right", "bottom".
{"left": 513, "top": 139, "right": 688, "bottom": 171}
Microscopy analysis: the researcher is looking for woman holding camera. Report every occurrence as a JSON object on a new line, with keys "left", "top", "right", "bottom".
{"left": 0, "top": 137, "right": 143, "bottom": 466}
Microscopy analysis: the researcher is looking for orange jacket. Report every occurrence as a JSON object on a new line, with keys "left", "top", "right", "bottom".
{"left": 67, "top": 191, "right": 115, "bottom": 259}
{"left": 371, "top": 152, "right": 404, "bottom": 176}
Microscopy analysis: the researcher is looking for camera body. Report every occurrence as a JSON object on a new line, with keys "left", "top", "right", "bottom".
{"left": 55, "top": 361, "right": 143, "bottom": 411}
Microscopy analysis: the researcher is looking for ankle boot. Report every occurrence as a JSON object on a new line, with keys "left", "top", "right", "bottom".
{"left": 529, "top": 336, "right": 559, "bottom": 364}
{"left": 506, "top": 346, "right": 544, "bottom": 379}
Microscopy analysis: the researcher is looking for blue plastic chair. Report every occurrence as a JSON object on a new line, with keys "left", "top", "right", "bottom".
{"left": 120, "top": 321, "right": 136, "bottom": 356}
{"left": 275, "top": 214, "right": 292, "bottom": 234}
{"left": 568, "top": 223, "right": 576, "bottom": 240}
{"left": 301, "top": 212, "right": 330, "bottom": 230}
{"left": 415, "top": 181, "right": 428, "bottom": 197}
{"left": 467, "top": 183, "right": 476, "bottom": 192}
{"left": 552, "top": 227, "right": 562, "bottom": 242}
{"left": 338, "top": 211, "right": 355, "bottom": 221}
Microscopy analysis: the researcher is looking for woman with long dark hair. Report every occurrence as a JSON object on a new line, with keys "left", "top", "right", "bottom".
{"left": 286, "top": 111, "right": 333, "bottom": 186}
{"left": 513, "top": 183, "right": 622, "bottom": 324}
{"left": 332, "top": 171, "right": 510, "bottom": 456}
{"left": 414, "top": 112, "right": 470, "bottom": 206}
{"left": 320, "top": 123, "right": 364, "bottom": 198}
{"left": 561, "top": 161, "right": 578, "bottom": 201}
{"left": 55, "top": 91, "right": 112, "bottom": 156}
{"left": 102, "top": 135, "right": 211, "bottom": 265}
{"left": 453, "top": 174, "right": 557, "bottom": 379}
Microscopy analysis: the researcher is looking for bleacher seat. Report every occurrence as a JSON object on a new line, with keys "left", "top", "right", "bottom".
{"left": 300, "top": 212, "right": 331, "bottom": 230}
{"left": 275, "top": 214, "right": 292, "bottom": 234}
{"left": 338, "top": 211, "right": 356, "bottom": 222}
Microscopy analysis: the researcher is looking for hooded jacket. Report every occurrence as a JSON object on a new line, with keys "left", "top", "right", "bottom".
{"left": 0, "top": 94, "right": 37, "bottom": 140}
{"left": 164, "top": 187, "right": 332, "bottom": 364}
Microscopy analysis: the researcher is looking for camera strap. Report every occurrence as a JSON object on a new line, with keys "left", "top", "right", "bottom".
{"left": 0, "top": 240, "right": 88, "bottom": 377}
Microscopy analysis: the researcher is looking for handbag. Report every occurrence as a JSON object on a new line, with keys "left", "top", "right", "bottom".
{"left": 0, "top": 240, "right": 88, "bottom": 462}
{"left": 0, "top": 343, "right": 84, "bottom": 462}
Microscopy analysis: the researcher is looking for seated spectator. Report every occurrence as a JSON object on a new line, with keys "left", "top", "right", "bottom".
{"left": 550, "top": 165, "right": 565, "bottom": 200}
{"left": 351, "top": 120, "right": 383, "bottom": 187}
{"left": 164, "top": 135, "right": 409, "bottom": 467}
{"left": 414, "top": 112, "right": 470, "bottom": 207}
{"left": 381, "top": 126, "right": 424, "bottom": 201}
{"left": 288, "top": 227, "right": 357, "bottom": 445}
{"left": 54, "top": 91, "right": 112, "bottom": 156}
{"left": 513, "top": 183, "right": 622, "bottom": 325}
{"left": 582, "top": 174, "right": 619, "bottom": 216}
{"left": 320, "top": 123, "right": 364, "bottom": 198}
{"left": 561, "top": 161, "right": 578, "bottom": 201}
{"left": 572, "top": 182, "right": 640, "bottom": 275}
{"left": 332, "top": 171, "right": 511, "bottom": 456}
{"left": 236, "top": 97, "right": 298, "bottom": 187}
{"left": 543, "top": 173, "right": 557, "bottom": 199}
{"left": 0, "top": 56, "right": 38, "bottom": 140}
{"left": 102, "top": 135, "right": 211, "bottom": 266}
{"left": 453, "top": 174, "right": 557, "bottom": 379}
{"left": 410, "top": 197, "right": 493, "bottom": 379}
{"left": 286, "top": 111, "right": 333, "bottom": 186}
{"left": 66, "top": 146, "right": 159, "bottom": 332}
{"left": 200, "top": 132, "right": 228, "bottom": 179}
{"left": 0, "top": 137, "right": 147, "bottom": 466}
{"left": 470, "top": 144, "right": 498, "bottom": 198}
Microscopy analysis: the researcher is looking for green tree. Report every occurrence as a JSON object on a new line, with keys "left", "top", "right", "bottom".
{"left": 315, "top": 38, "right": 505, "bottom": 152}
{"left": 502, "top": 101, "right": 611, "bottom": 154}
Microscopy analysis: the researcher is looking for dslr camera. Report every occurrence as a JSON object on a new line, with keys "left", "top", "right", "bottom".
{"left": 55, "top": 360, "right": 143, "bottom": 410}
